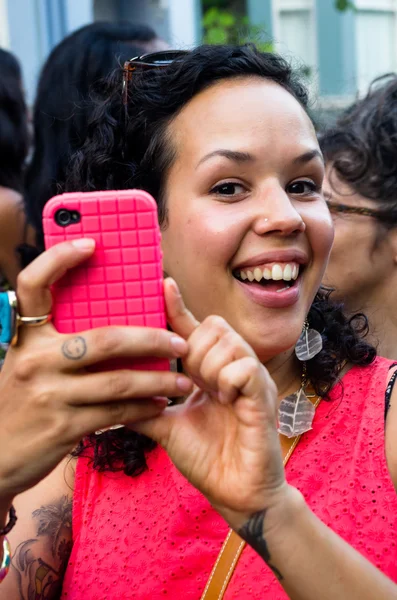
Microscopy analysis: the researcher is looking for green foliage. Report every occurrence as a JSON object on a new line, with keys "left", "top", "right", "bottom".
{"left": 202, "top": 7, "right": 273, "bottom": 52}
{"left": 334, "top": 0, "right": 356, "bottom": 11}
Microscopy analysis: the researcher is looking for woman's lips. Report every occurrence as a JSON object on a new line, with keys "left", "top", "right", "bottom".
{"left": 235, "top": 276, "right": 301, "bottom": 308}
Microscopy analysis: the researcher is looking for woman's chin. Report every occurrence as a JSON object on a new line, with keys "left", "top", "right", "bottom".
{"left": 241, "top": 325, "right": 301, "bottom": 364}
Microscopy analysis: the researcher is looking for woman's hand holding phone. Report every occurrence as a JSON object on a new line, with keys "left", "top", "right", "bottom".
{"left": 0, "top": 240, "right": 192, "bottom": 504}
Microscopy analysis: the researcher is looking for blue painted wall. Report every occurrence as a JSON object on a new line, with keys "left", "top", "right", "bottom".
{"left": 315, "top": 0, "right": 357, "bottom": 97}
{"left": 6, "top": 0, "right": 45, "bottom": 104}
{"left": 119, "top": 0, "right": 170, "bottom": 42}
{"left": 6, "top": 0, "right": 93, "bottom": 104}
{"left": 247, "top": 0, "right": 273, "bottom": 38}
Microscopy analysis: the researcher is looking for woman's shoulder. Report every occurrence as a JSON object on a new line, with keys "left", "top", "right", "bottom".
{"left": 0, "top": 186, "right": 23, "bottom": 212}
{"left": 2, "top": 457, "right": 75, "bottom": 598}
{"left": 331, "top": 356, "right": 395, "bottom": 410}
{"left": 0, "top": 187, "right": 27, "bottom": 288}
{"left": 344, "top": 356, "right": 395, "bottom": 383}
{"left": 0, "top": 187, "right": 25, "bottom": 245}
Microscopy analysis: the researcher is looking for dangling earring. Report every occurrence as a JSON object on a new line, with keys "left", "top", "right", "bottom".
{"left": 277, "top": 320, "right": 323, "bottom": 438}
{"left": 278, "top": 362, "right": 316, "bottom": 438}
{"left": 295, "top": 319, "right": 323, "bottom": 361}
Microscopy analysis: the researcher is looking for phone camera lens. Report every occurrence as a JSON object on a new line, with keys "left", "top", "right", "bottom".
{"left": 55, "top": 209, "right": 72, "bottom": 227}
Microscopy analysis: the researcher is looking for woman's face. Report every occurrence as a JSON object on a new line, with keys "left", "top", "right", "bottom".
{"left": 323, "top": 165, "right": 394, "bottom": 312}
{"left": 161, "top": 77, "right": 333, "bottom": 362}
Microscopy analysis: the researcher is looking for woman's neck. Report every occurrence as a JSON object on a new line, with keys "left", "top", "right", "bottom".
{"left": 346, "top": 287, "right": 397, "bottom": 361}
{"left": 265, "top": 349, "right": 302, "bottom": 402}
{"left": 366, "top": 309, "right": 397, "bottom": 361}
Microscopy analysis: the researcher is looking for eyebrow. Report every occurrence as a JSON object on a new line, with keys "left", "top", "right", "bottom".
{"left": 196, "top": 149, "right": 254, "bottom": 169}
{"left": 196, "top": 148, "right": 324, "bottom": 169}
{"left": 292, "top": 149, "right": 324, "bottom": 165}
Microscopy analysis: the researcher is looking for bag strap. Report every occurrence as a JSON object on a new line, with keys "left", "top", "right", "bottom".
{"left": 200, "top": 394, "right": 321, "bottom": 600}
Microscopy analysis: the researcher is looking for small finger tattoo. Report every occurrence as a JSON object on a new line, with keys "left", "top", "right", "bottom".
{"left": 62, "top": 336, "right": 87, "bottom": 360}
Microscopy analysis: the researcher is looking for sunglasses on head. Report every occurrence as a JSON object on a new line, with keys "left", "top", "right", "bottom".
{"left": 122, "top": 49, "right": 190, "bottom": 106}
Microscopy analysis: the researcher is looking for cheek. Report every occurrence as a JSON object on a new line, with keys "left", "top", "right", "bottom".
{"left": 330, "top": 220, "right": 372, "bottom": 263}
{"left": 308, "top": 210, "right": 334, "bottom": 265}
{"left": 162, "top": 203, "right": 247, "bottom": 273}
{"left": 325, "top": 222, "right": 375, "bottom": 291}
{"left": 329, "top": 221, "right": 351, "bottom": 258}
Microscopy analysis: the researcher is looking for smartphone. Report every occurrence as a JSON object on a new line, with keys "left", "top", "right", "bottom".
{"left": 43, "top": 189, "right": 169, "bottom": 372}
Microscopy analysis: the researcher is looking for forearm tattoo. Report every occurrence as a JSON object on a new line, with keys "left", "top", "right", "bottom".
{"left": 62, "top": 336, "right": 87, "bottom": 360}
{"left": 11, "top": 495, "right": 72, "bottom": 599}
{"left": 238, "top": 510, "right": 283, "bottom": 581}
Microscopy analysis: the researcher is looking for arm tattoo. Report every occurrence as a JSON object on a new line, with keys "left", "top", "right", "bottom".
{"left": 238, "top": 510, "right": 283, "bottom": 581}
{"left": 62, "top": 336, "right": 87, "bottom": 360}
{"left": 11, "top": 495, "right": 73, "bottom": 600}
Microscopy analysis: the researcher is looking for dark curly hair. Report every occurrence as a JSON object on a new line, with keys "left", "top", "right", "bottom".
{"left": 0, "top": 48, "right": 28, "bottom": 192}
{"left": 319, "top": 74, "right": 397, "bottom": 228}
{"left": 68, "top": 44, "right": 375, "bottom": 476}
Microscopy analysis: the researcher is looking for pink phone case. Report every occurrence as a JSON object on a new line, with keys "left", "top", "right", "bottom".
{"left": 43, "top": 189, "right": 169, "bottom": 372}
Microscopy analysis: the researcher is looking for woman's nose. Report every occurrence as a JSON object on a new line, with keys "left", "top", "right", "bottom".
{"left": 252, "top": 188, "right": 306, "bottom": 237}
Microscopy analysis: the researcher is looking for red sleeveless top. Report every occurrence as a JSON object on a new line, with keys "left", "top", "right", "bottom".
{"left": 62, "top": 358, "right": 397, "bottom": 599}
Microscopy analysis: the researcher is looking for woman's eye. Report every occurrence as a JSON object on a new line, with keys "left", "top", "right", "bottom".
{"left": 210, "top": 182, "right": 246, "bottom": 196}
{"left": 287, "top": 180, "right": 319, "bottom": 195}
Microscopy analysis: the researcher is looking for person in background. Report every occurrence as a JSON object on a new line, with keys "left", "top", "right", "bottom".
{"left": 320, "top": 75, "right": 397, "bottom": 360}
{"left": 0, "top": 49, "right": 31, "bottom": 366}
{"left": 22, "top": 21, "right": 168, "bottom": 261}
{"left": 0, "top": 49, "right": 30, "bottom": 288}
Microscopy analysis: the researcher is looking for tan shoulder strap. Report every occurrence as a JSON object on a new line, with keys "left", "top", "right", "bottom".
{"left": 200, "top": 529, "right": 246, "bottom": 600}
{"left": 200, "top": 395, "right": 320, "bottom": 600}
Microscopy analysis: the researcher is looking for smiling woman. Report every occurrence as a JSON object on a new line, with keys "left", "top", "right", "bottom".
{"left": 158, "top": 77, "right": 332, "bottom": 359}
{"left": 0, "top": 45, "right": 397, "bottom": 600}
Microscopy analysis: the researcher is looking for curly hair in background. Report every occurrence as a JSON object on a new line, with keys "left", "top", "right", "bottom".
{"left": 320, "top": 74, "right": 397, "bottom": 229}
{"left": 67, "top": 44, "right": 375, "bottom": 476}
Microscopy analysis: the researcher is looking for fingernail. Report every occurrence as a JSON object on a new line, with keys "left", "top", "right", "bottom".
{"left": 71, "top": 238, "right": 95, "bottom": 250}
{"left": 177, "top": 376, "right": 192, "bottom": 392}
{"left": 168, "top": 278, "right": 181, "bottom": 297}
{"left": 170, "top": 336, "right": 188, "bottom": 356}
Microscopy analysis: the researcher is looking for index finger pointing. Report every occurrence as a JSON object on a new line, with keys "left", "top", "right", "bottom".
{"left": 164, "top": 278, "right": 200, "bottom": 341}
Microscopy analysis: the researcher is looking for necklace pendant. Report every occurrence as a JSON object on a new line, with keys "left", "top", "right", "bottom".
{"left": 278, "top": 387, "right": 315, "bottom": 438}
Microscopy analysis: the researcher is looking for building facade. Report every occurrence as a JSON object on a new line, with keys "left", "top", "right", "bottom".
{"left": 1, "top": 0, "right": 397, "bottom": 106}
{"left": 252, "top": 0, "right": 397, "bottom": 106}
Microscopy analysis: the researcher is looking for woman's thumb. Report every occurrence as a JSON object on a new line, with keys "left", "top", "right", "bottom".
{"left": 164, "top": 278, "right": 199, "bottom": 340}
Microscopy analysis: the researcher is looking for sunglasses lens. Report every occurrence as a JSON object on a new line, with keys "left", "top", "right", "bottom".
{"left": 131, "top": 50, "right": 189, "bottom": 66}
{"left": 153, "top": 52, "right": 185, "bottom": 64}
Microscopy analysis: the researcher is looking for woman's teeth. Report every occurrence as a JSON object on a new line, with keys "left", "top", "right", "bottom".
{"left": 238, "top": 264, "right": 299, "bottom": 283}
